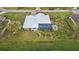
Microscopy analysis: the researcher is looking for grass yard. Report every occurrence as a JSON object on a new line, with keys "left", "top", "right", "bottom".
{"left": 0, "top": 12, "right": 79, "bottom": 51}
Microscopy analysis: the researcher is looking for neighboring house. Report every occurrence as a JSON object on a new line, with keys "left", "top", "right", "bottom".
{"left": 0, "top": 16, "right": 9, "bottom": 35}
{"left": 69, "top": 14, "right": 79, "bottom": 26}
{"left": 23, "top": 13, "right": 52, "bottom": 31}
{"left": 72, "top": 10, "right": 79, "bottom": 14}
{"left": 0, "top": 16, "right": 8, "bottom": 23}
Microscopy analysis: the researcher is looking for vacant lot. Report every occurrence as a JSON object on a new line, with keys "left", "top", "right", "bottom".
{"left": 0, "top": 12, "right": 79, "bottom": 51}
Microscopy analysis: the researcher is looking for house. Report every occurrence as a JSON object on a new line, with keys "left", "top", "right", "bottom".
{"left": 72, "top": 10, "right": 79, "bottom": 14}
{"left": 23, "top": 13, "right": 52, "bottom": 31}
{"left": 69, "top": 14, "right": 79, "bottom": 26}
{"left": 0, "top": 16, "right": 8, "bottom": 23}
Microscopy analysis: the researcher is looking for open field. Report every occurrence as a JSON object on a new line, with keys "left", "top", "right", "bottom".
{"left": 0, "top": 12, "right": 79, "bottom": 51}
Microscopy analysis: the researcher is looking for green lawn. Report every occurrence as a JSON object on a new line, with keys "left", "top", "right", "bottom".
{"left": 0, "top": 12, "right": 79, "bottom": 51}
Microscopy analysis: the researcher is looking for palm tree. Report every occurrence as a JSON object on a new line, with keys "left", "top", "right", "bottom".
{"left": 7, "top": 21, "right": 19, "bottom": 35}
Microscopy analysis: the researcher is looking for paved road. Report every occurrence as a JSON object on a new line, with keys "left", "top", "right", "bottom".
{"left": 0, "top": 12, "right": 7, "bottom": 14}
{"left": 0, "top": 7, "right": 79, "bottom": 13}
{"left": 4, "top": 10, "right": 72, "bottom": 12}
{"left": 0, "top": 8, "right": 72, "bottom": 12}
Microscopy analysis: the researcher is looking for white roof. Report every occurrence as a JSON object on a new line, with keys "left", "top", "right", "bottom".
{"left": 23, "top": 13, "right": 51, "bottom": 28}
{"left": 35, "top": 13, "right": 51, "bottom": 24}
{"left": 23, "top": 16, "right": 38, "bottom": 28}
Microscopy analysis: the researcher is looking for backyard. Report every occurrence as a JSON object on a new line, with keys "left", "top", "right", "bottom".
{"left": 0, "top": 12, "right": 79, "bottom": 51}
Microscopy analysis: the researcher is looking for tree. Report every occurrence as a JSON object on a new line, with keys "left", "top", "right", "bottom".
{"left": 7, "top": 21, "right": 19, "bottom": 35}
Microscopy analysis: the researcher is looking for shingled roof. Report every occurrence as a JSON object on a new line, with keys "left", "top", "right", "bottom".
{"left": 0, "top": 16, "right": 8, "bottom": 23}
{"left": 70, "top": 14, "right": 79, "bottom": 25}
